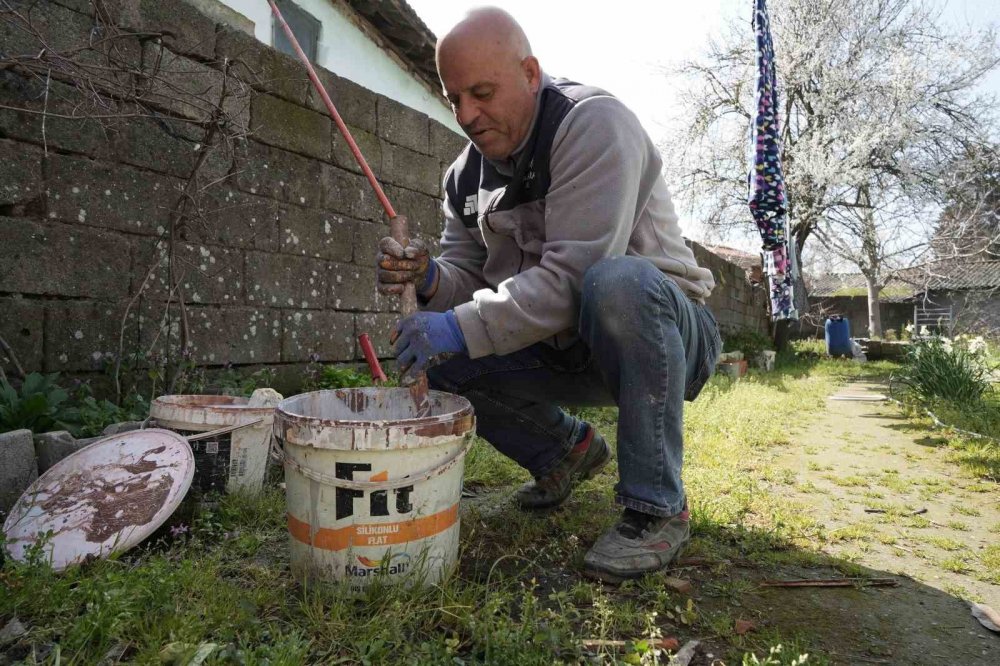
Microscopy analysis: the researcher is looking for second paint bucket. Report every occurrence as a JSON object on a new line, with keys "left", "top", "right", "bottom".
{"left": 150, "top": 389, "right": 282, "bottom": 494}
{"left": 274, "top": 388, "right": 475, "bottom": 593}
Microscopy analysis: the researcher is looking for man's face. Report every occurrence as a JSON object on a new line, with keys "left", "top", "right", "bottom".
{"left": 438, "top": 50, "right": 540, "bottom": 161}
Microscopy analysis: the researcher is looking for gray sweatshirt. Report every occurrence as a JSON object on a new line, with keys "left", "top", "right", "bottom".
{"left": 424, "top": 74, "right": 716, "bottom": 359}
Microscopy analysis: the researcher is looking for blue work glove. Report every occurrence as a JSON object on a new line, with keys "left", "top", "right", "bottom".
{"left": 391, "top": 310, "right": 467, "bottom": 382}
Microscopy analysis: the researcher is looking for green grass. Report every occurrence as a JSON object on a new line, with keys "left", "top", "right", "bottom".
{"left": 980, "top": 545, "right": 1000, "bottom": 583}
{"left": 894, "top": 392, "right": 1000, "bottom": 482}
{"left": 0, "top": 347, "right": 964, "bottom": 664}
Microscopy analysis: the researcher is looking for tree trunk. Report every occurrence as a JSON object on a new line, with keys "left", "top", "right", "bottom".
{"left": 865, "top": 276, "right": 883, "bottom": 338}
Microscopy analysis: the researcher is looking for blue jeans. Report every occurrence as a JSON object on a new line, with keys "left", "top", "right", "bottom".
{"left": 427, "top": 256, "right": 721, "bottom": 517}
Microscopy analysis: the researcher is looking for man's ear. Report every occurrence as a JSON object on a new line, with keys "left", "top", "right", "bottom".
{"left": 522, "top": 55, "right": 541, "bottom": 93}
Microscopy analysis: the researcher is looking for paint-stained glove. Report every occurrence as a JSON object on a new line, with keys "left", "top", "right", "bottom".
{"left": 376, "top": 237, "right": 437, "bottom": 297}
{"left": 391, "top": 310, "right": 467, "bottom": 382}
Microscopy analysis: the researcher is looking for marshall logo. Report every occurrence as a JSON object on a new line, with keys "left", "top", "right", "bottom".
{"left": 345, "top": 552, "right": 411, "bottom": 577}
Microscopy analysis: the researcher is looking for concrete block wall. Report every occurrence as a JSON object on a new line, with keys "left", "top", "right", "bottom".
{"left": 0, "top": 0, "right": 766, "bottom": 389}
{"left": 0, "top": 0, "right": 465, "bottom": 386}
{"left": 690, "top": 242, "right": 771, "bottom": 335}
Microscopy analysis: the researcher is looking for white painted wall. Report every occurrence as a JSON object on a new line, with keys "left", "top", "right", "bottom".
{"left": 221, "top": 0, "right": 460, "bottom": 132}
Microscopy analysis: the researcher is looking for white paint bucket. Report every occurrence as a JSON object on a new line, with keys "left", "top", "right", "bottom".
{"left": 274, "top": 388, "right": 475, "bottom": 593}
{"left": 150, "top": 389, "right": 282, "bottom": 494}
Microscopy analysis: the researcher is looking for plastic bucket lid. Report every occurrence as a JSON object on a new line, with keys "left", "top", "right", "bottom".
{"left": 2, "top": 429, "right": 194, "bottom": 571}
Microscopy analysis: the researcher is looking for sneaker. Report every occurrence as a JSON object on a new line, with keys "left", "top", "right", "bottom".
{"left": 582, "top": 504, "right": 690, "bottom": 583}
{"left": 515, "top": 427, "right": 611, "bottom": 510}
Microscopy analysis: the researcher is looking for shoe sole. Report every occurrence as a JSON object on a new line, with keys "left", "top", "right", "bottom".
{"left": 581, "top": 543, "right": 687, "bottom": 585}
{"left": 517, "top": 442, "right": 612, "bottom": 510}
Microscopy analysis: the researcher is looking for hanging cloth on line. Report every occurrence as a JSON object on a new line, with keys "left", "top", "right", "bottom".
{"left": 748, "top": 0, "right": 797, "bottom": 321}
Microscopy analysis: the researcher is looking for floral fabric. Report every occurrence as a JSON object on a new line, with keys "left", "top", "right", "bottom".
{"left": 749, "top": 0, "right": 797, "bottom": 320}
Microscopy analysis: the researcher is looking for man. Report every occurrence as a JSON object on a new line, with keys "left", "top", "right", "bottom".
{"left": 377, "top": 7, "right": 720, "bottom": 582}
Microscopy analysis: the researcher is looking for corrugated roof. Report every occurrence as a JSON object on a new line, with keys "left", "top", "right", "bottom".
{"left": 808, "top": 261, "right": 1000, "bottom": 301}
{"left": 345, "top": 0, "right": 439, "bottom": 90}
{"left": 920, "top": 261, "right": 1000, "bottom": 291}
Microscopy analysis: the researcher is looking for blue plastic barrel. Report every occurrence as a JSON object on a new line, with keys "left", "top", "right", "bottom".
{"left": 825, "top": 316, "right": 852, "bottom": 357}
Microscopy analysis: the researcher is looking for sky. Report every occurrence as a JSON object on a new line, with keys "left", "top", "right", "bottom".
{"left": 407, "top": 0, "right": 1000, "bottom": 249}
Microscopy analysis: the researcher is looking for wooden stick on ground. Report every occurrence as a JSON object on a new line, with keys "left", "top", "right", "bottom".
{"left": 761, "top": 577, "right": 899, "bottom": 588}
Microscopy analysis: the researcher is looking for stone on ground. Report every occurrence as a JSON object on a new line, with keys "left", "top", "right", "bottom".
{"left": 0, "top": 429, "right": 37, "bottom": 518}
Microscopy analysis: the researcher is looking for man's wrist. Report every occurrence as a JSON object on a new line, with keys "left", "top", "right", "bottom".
{"left": 443, "top": 310, "right": 468, "bottom": 354}
{"left": 419, "top": 258, "right": 440, "bottom": 299}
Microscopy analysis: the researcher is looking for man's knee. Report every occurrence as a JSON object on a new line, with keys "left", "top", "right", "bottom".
{"left": 581, "top": 256, "right": 661, "bottom": 321}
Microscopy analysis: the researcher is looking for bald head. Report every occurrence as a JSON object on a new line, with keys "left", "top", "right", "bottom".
{"left": 436, "top": 7, "right": 533, "bottom": 70}
{"left": 436, "top": 7, "right": 541, "bottom": 160}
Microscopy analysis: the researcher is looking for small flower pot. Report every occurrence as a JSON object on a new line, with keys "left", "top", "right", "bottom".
{"left": 717, "top": 359, "right": 748, "bottom": 380}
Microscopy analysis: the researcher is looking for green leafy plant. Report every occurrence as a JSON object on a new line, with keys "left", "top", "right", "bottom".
{"left": 211, "top": 366, "right": 277, "bottom": 397}
{"left": 0, "top": 372, "right": 80, "bottom": 434}
{"left": 723, "top": 327, "right": 774, "bottom": 361}
{"left": 303, "top": 364, "right": 379, "bottom": 391}
{"left": 74, "top": 383, "right": 150, "bottom": 437}
{"left": 894, "top": 335, "right": 993, "bottom": 404}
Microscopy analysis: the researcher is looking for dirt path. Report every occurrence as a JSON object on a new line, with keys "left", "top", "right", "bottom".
{"left": 765, "top": 379, "right": 1000, "bottom": 664}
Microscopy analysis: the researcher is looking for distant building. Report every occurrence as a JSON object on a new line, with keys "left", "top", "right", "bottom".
{"left": 807, "top": 262, "right": 1000, "bottom": 338}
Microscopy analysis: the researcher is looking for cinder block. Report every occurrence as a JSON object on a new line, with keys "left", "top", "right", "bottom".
{"left": 251, "top": 93, "right": 331, "bottom": 160}
{"left": 234, "top": 140, "right": 324, "bottom": 207}
{"left": 130, "top": 237, "right": 244, "bottom": 305}
{"left": 376, "top": 94, "right": 430, "bottom": 154}
{"left": 44, "top": 300, "right": 127, "bottom": 372}
{"left": 281, "top": 310, "right": 354, "bottom": 362}
{"left": 104, "top": 0, "right": 217, "bottom": 60}
{"left": 0, "top": 298, "right": 44, "bottom": 374}
{"left": 0, "top": 140, "right": 43, "bottom": 207}
{"left": 174, "top": 306, "right": 282, "bottom": 365}
{"left": 194, "top": 187, "right": 280, "bottom": 251}
{"left": 430, "top": 120, "right": 467, "bottom": 161}
{"left": 0, "top": 72, "right": 115, "bottom": 160}
{"left": 34, "top": 431, "right": 100, "bottom": 473}
{"left": 139, "top": 43, "right": 245, "bottom": 125}
{"left": 352, "top": 221, "right": 389, "bottom": 267}
{"left": 308, "top": 68, "right": 377, "bottom": 133}
{"left": 321, "top": 164, "right": 384, "bottom": 222}
{"left": 216, "top": 26, "right": 310, "bottom": 104}
{"left": 1, "top": 0, "right": 141, "bottom": 69}
{"left": 110, "top": 112, "right": 231, "bottom": 182}
{"left": 0, "top": 429, "right": 37, "bottom": 519}
{"left": 0, "top": 217, "right": 131, "bottom": 299}
{"left": 355, "top": 313, "right": 400, "bottom": 358}
{"left": 246, "top": 251, "right": 327, "bottom": 309}
{"left": 381, "top": 141, "right": 445, "bottom": 197}
{"left": 328, "top": 262, "right": 390, "bottom": 313}
{"left": 186, "top": 0, "right": 253, "bottom": 35}
{"left": 279, "top": 206, "right": 355, "bottom": 263}
{"left": 383, "top": 185, "right": 444, "bottom": 238}
{"left": 45, "top": 153, "right": 184, "bottom": 235}
{"left": 331, "top": 126, "right": 381, "bottom": 177}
